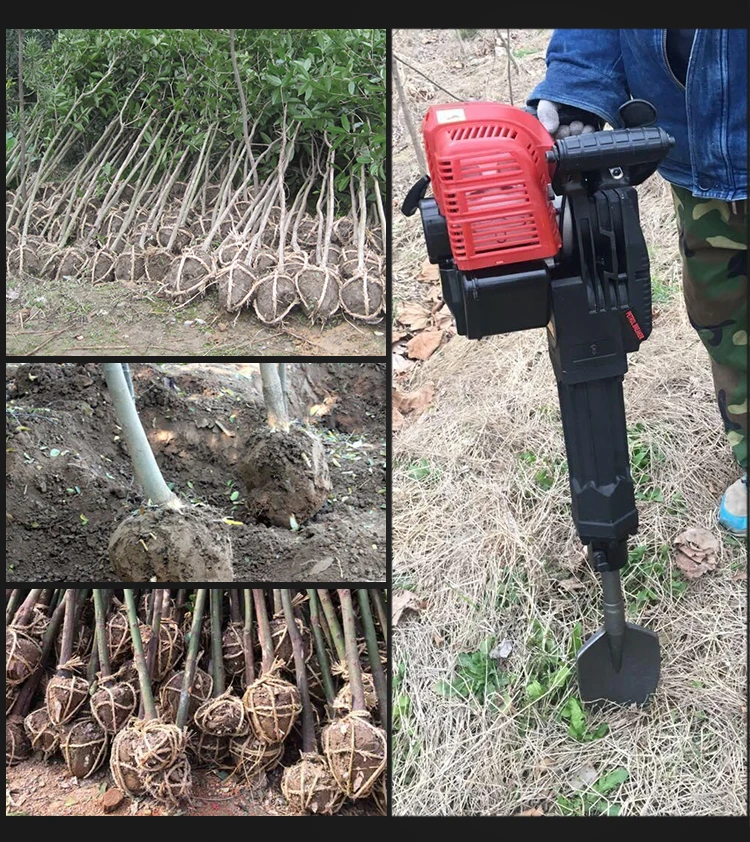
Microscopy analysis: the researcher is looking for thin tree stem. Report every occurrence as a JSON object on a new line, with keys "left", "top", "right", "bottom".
{"left": 338, "top": 589, "right": 365, "bottom": 712}
{"left": 282, "top": 590, "right": 315, "bottom": 753}
{"left": 317, "top": 589, "right": 347, "bottom": 664}
{"left": 124, "top": 589, "right": 156, "bottom": 720}
{"left": 243, "top": 589, "right": 255, "bottom": 685}
{"left": 176, "top": 589, "right": 207, "bottom": 728}
{"left": 306, "top": 589, "right": 336, "bottom": 708}
{"left": 210, "top": 589, "right": 225, "bottom": 695}
{"left": 358, "top": 589, "right": 388, "bottom": 720}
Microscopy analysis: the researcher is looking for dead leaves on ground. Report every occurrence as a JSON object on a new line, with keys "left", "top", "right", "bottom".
{"left": 394, "top": 271, "right": 456, "bottom": 372}
{"left": 673, "top": 527, "right": 720, "bottom": 579}
{"left": 393, "top": 267, "right": 454, "bottom": 431}
{"left": 392, "top": 590, "right": 427, "bottom": 626}
{"left": 392, "top": 383, "right": 435, "bottom": 431}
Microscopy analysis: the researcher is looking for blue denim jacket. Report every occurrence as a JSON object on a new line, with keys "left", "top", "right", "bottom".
{"left": 527, "top": 29, "right": 747, "bottom": 201}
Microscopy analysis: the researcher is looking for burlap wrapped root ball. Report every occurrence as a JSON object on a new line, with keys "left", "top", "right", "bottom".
{"left": 7, "top": 243, "right": 42, "bottom": 277}
{"left": 252, "top": 271, "right": 298, "bottom": 324}
{"left": 114, "top": 245, "right": 146, "bottom": 282}
{"left": 371, "top": 772, "right": 387, "bottom": 815}
{"left": 332, "top": 672, "right": 378, "bottom": 716}
{"left": 105, "top": 609, "right": 132, "bottom": 668}
{"left": 229, "top": 733, "right": 284, "bottom": 782}
{"left": 39, "top": 244, "right": 62, "bottom": 280}
{"left": 142, "top": 754, "right": 192, "bottom": 805}
{"left": 163, "top": 250, "right": 215, "bottom": 302}
{"left": 157, "top": 220, "right": 193, "bottom": 252}
{"left": 338, "top": 247, "right": 359, "bottom": 280}
{"left": 6, "top": 685, "right": 18, "bottom": 715}
{"left": 60, "top": 716, "right": 108, "bottom": 778}
{"left": 90, "top": 248, "right": 117, "bottom": 284}
{"left": 332, "top": 216, "right": 355, "bottom": 247}
{"left": 216, "top": 261, "right": 256, "bottom": 312}
{"left": 134, "top": 719, "right": 187, "bottom": 773}
{"left": 109, "top": 504, "right": 234, "bottom": 582}
{"left": 110, "top": 722, "right": 147, "bottom": 795}
{"left": 159, "top": 666, "right": 213, "bottom": 725}
{"left": 295, "top": 265, "right": 340, "bottom": 322}
{"left": 6, "top": 628, "right": 42, "bottom": 686}
{"left": 6, "top": 715, "right": 31, "bottom": 766}
{"left": 294, "top": 214, "right": 318, "bottom": 248}
{"left": 45, "top": 671, "right": 90, "bottom": 726}
{"left": 194, "top": 690, "right": 250, "bottom": 737}
{"left": 242, "top": 672, "right": 301, "bottom": 744}
{"left": 139, "top": 618, "right": 185, "bottom": 682}
{"left": 144, "top": 247, "right": 173, "bottom": 284}
{"left": 24, "top": 706, "right": 61, "bottom": 758}
{"left": 222, "top": 622, "right": 246, "bottom": 679}
{"left": 281, "top": 752, "right": 346, "bottom": 815}
{"left": 189, "top": 730, "right": 233, "bottom": 769}
{"left": 322, "top": 712, "right": 387, "bottom": 800}
{"left": 90, "top": 669, "right": 138, "bottom": 734}
{"left": 216, "top": 237, "right": 251, "bottom": 268}
{"left": 340, "top": 270, "right": 384, "bottom": 321}
{"left": 53, "top": 246, "right": 90, "bottom": 281}
{"left": 270, "top": 616, "right": 312, "bottom": 671}
{"left": 240, "top": 426, "right": 331, "bottom": 528}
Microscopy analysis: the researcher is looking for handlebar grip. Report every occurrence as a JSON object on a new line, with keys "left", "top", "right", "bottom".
{"left": 547, "top": 127, "right": 674, "bottom": 173}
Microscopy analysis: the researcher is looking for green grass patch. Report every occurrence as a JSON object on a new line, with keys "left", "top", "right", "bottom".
{"left": 434, "top": 636, "right": 510, "bottom": 707}
{"left": 557, "top": 767, "right": 629, "bottom": 815}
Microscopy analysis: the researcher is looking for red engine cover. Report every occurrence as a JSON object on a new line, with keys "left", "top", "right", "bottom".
{"left": 423, "top": 102, "right": 561, "bottom": 271}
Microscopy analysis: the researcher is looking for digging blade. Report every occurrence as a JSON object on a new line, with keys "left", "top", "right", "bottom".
{"left": 576, "top": 623, "right": 660, "bottom": 706}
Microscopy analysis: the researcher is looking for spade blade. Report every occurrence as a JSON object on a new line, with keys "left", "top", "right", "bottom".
{"left": 576, "top": 622, "right": 660, "bottom": 706}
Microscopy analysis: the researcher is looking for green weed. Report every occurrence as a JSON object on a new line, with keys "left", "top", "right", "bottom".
{"left": 434, "top": 636, "right": 510, "bottom": 706}
{"left": 557, "top": 767, "right": 629, "bottom": 815}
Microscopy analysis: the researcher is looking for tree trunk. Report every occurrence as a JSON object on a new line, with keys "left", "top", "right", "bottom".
{"left": 259, "top": 363, "right": 290, "bottom": 431}
{"left": 16, "top": 29, "right": 27, "bottom": 203}
{"left": 103, "top": 363, "right": 178, "bottom": 508}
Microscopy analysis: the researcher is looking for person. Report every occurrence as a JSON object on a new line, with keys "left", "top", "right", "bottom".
{"left": 526, "top": 29, "right": 748, "bottom": 536}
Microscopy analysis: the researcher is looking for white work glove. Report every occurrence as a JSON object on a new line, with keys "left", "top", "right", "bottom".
{"left": 537, "top": 100, "right": 599, "bottom": 139}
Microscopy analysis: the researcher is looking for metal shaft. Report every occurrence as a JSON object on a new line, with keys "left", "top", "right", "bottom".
{"left": 600, "top": 570, "right": 626, "bottom": 672}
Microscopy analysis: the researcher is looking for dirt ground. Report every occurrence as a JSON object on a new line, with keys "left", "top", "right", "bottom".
{"left": 6, "top": 747, "right": 385, "bottom": 817}
{"left": 391, "top": 29, "right": 747, "bottom": 817}
{"left": 5, "top": 362, "right": 386, "bottom": 582}
{"left": 5, "top": 277, "right": 384, "bottom": 357}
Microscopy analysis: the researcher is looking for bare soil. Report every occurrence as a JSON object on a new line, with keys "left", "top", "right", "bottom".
{"left": 6, "top": 750, "right": 384, "bottom": 817}
{"left": 5, "top": 362, "right": 386, "bottom": 582}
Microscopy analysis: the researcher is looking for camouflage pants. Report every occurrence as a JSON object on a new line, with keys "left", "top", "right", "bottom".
{"left": 673, "top": 185, "right": 748, "bottom": 471}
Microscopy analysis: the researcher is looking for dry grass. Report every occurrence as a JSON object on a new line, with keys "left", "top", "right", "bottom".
{"left": 391, "top": 29, "right": 747, "bottom": 817}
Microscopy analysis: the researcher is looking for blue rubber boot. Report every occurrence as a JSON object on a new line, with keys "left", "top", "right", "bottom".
{"left": 718, "top": 476, "right": 748, "bottom": 536}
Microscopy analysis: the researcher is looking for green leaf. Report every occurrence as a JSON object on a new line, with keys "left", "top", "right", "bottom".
{"left": 79, "top": 513, "right": 89, "bottom": 525}
{"left": 230, "top": 490, "right": 240, "bottom": 502}
{"left": 547, "top": 665, "right": 571, "bottom": 692}
{"left": 587, "top": 723, "right": 610, "bottom": 741}
{"left": 433, "top": 679, "right": 456, "bottom": 698}
{"left": 187, "top": 481, "right": 194, "bottom": 489}
{"left": 49, "top": 448, "right": 61, "bottom": 458}
{"left": 526, "top": 680, "right": 545, "bottom": 700}
{"left": 594, "top": 767, "right": 629, "bottom": 795}
{"left": 265, "top": 74, "right": 282, "bottom": 87}
{"left": 341, "top": 113, "right": 350, "bottom": 132}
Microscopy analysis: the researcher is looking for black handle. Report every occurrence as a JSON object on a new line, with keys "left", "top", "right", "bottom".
{"left": 402, "top": 174, "right": 431, "bottom": 217}
{"left": 547, "top": 126, "right": 674, "bottom": 174}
